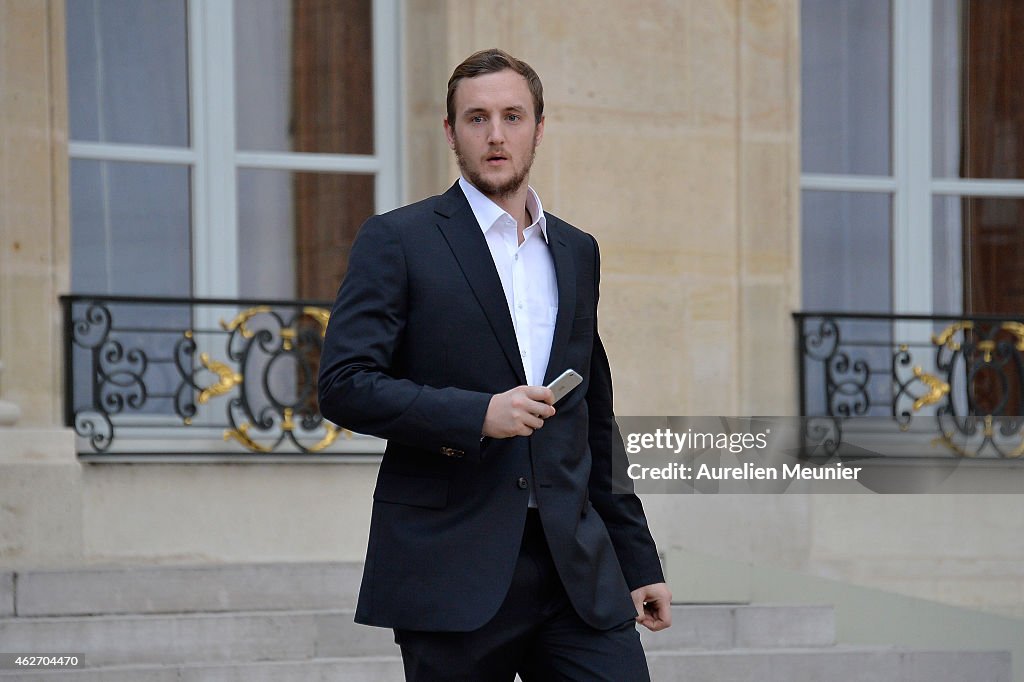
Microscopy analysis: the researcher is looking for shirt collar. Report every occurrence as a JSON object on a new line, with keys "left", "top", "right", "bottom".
{"left": 458, "top": 176, "right": 548, "bottom": 243}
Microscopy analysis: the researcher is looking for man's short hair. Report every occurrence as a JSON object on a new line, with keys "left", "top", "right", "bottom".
{"left": 446, "top": 48, "right": 544, "bottom": 126}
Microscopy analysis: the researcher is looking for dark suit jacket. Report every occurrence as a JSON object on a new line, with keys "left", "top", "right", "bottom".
{"left": 317, "top": 181, "right": 664, "bottom": 632}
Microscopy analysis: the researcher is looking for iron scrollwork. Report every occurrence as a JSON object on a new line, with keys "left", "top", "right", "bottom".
{"left": 797, "top": 313, "right": 1024, "bottom": 458}
{"left": 69, "top": 302, "right": 136, "bottom": 452}
{"left": 64, "top": 296, "right": 349, "bottom": 455}
{"left": 211, "top": 306, "right": 343, "bottom": 453}
{"left": 927, "top": 321, "right": 1024, "bottom": 458}
{"left": 800, "top": 317, "right": 871, "bottom": 417}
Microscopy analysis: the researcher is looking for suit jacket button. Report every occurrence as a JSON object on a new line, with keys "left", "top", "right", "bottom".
{"left": 516, "top": 477, "right": 529, "bottom": 490}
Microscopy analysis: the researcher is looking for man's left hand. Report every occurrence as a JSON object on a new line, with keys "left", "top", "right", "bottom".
{"left": 630, "top": 582, "right": 672, "bottom": 632}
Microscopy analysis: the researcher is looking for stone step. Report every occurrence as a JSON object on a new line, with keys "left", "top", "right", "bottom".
{"left": 9, "top": 563, "right": 363, "bottom": 617}
{"left": 0, "top": 604, "right": 833, "bottom": 667}
{"left": 646, "top": 647, "right": 1012, "bottom": 682}
{"left": 0, "top": 609, "right": 394, "bottom": 667}
{"left": 0, "top": 658, "right": 407, "bottom": 682}
{"left": 640, "top": 604, "right": 835, "bottom": 651}
{"left": 0, "top": 648, "right": 1011, "bottom": 682}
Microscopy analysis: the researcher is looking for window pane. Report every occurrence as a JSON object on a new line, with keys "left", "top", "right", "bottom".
{"left": 932, "top": 195, "right": 964, "bottom": 314}
{"left": 931, "top": 0, "right": 962, "bottom": 178}
{"left": 234, "top": 0, "right": 374, "bottom": 154}
{"left": 801, "top": 190, "right": 892, "bottom": 312}
{"left": 802, "top": 190, "right": 893, "bottom": 419}
{"left": 66, "top": 0, "right": 189, "bottom": 146}
{"left": 801, "top": 0, "right": 892, "bottom": 176}
{"left": 933, "top": 198, "right": 1024, "bottom": 416}
{"left": 71, "top": 160, "right": 192, "bottom": 296}
{"left": 237, "top": 169, "right": 375, "bottom": 300}
{"left": 933, "top": 0, "right": 1024, "bottom": 179}
{"left": 957, "top": 197, "right": 1024, "bottom": 314}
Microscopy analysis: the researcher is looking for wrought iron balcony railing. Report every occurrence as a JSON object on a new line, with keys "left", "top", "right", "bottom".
{"left": 61, "top": 299, "right": 1024, "bottom": 459}
{"left": 795, "top": 312, "right": 1024, "bottom": 458}
{"left": 61, "top": 294, "right": 377, "bottom": 457}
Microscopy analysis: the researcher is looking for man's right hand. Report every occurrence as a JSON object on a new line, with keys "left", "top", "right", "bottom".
{"left": 482, "top": 385, "right": 556, "bottom": 438}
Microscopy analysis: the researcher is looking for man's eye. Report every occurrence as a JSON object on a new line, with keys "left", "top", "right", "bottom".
{"left": 507, "top": 114, "right": 520, "bottom": 122}
{"left": 471, "top": 116, "right": 484, "bottom": 123}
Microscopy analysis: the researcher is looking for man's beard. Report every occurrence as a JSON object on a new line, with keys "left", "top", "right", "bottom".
{"left": 453, "top": 138, "right": 536, "bottom": 200}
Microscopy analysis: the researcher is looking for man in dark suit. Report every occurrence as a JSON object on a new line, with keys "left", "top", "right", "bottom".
{"left": 318, "top": 48, "right": 671, "bottom": 681}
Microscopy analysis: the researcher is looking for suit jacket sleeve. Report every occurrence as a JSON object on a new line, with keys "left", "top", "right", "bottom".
{"left": 317, "top": 214, "right": 493, "bottom": 460}
{"left": 585, "top": 235, "right": 666, "bottom": 591}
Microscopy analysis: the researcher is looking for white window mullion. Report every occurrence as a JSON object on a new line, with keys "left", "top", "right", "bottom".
{"left": 69, "top": 141, "right": 197, "bottom": 165}
{"left": 892, "top": 0, "right": 937, "bottom": 410}
{"left": 192, "top": 0, "right": 239, "bottom": 298}
{"left": 892, "top": 0, "right": 933, "bottom": 315}
{"left": 236, "top": 150, "right": 381, "bottom": 174}
{"left": 373, "top": 0, "right": 403, "bottom": 212}
{"left": 188, "top": 0, "right": 207, "bottom": 299}
{"left": 932, "top": 178, "right": 1024, "bottom": 197}
{"left": 801, "top": 173, "right": 898, "bottom": 193}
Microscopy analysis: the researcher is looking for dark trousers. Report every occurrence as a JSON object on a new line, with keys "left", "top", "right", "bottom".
{"left": 393, "top": 509, "right": 651, "bottom": 682}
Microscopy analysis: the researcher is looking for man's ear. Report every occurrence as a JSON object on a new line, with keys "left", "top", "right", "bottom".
{"left": 444, "top": 118, "right": 456, "bottom": 150}
{"left": 534, "top": 115, "right": 545, "bottom": 147}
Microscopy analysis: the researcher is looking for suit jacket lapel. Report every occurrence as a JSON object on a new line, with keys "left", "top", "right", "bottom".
{"left": 435, "top": 182, "right": 528, "bottom": 385}
{"left": 543, "top": 218, "right": 577, "bottom": 385}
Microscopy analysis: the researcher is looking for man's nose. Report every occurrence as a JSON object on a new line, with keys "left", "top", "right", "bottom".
{"left": 486, "top": 120, "right": 505, "bottom": 144}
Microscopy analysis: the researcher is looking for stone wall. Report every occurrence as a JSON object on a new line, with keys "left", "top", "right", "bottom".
{"left": 406, "top": 0, "right": 800, "bottom": 417}
{"left": 0, "top": 0, "right": 83, "bottom": 569}
{"left": 0, "top": 0, "right": 69, "bottom": 426}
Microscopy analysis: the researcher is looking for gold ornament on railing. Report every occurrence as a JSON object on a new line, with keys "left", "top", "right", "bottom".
{"left": 197, "top": 353, "right": 243, "bottom": 405}
{"left": 220, "top": 306, "right": 273, "bottom": 338}
{"left": 910, "top": 366, "right": 950, "bottom": 412}
{"left": 214, "top": 305, "right": 346, "bottom": 453}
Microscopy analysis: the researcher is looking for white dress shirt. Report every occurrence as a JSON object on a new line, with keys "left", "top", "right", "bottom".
{"left": 459, "top": 176, "right": 558, "bottom": 387}
{"left": 460, "top": 177, "right": 558, "bottom": 508}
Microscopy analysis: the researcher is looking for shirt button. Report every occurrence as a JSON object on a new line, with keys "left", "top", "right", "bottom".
{"left": 516, "top": 477, "right": 529, "bottom": 490}
{"left": 514, "top": 254, "right": 519, "bottom": 261}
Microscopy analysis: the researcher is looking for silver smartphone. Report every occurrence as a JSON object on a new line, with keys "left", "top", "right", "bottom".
{"left": 546, "top": 369, "right": 583, "bottom": 404}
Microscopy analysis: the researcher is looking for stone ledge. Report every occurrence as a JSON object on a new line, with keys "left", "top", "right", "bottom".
{"left": 0, "top": 428, "right": 77, "bottom": 463}
{"left": 15, "top": 562, "right": 364, "bottom": 616}
{"left": 0, "top": 439, "right": 83, "bottom": 569}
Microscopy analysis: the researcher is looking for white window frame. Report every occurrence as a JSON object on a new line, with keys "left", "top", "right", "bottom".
{"left": 68, "top": 0, "right": 404, "bottom": 299}
{"left": 67, "top": 0, "right": 402, "bottom": 458}
{"left": 801, "top": 0, "right": 1024, "bottom": 422}
{"left": 801, "top": 0, "right": 1024, "bottom": 316}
